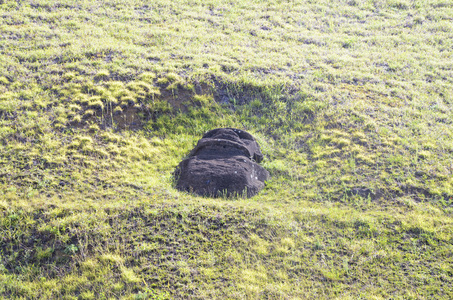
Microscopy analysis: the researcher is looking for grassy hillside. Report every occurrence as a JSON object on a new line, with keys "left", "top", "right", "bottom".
{"left": 1, "top": 0, "right": 452, "bottom": 298}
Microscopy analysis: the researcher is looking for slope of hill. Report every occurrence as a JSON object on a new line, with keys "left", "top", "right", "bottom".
{"left": 1, "top": 0, "right": 452, "bottom": 298}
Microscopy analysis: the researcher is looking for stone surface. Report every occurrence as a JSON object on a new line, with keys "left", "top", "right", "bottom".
{"left": 175, "top": 128, "right": 270, "bottom": 197}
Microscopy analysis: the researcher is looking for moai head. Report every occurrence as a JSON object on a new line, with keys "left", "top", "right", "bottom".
{"left": 174, "top": 128, "right": 269, "bottom": 198}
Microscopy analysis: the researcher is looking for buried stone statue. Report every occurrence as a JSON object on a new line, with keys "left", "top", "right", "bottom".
{"left": 174, "top": 128, "right": 270, "bottom": 198}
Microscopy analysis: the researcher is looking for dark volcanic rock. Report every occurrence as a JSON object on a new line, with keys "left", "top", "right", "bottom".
{"left": 175, "top": 128, "right": 270, "bottom": 198}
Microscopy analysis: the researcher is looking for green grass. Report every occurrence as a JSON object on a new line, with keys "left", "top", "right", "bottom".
{"left": 1, "top": 0, "right": 452, "bottom": 298}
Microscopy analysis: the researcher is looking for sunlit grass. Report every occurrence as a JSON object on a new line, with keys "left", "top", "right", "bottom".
{"left": 0, "top": 0, "right": 452, "bottom": 298}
